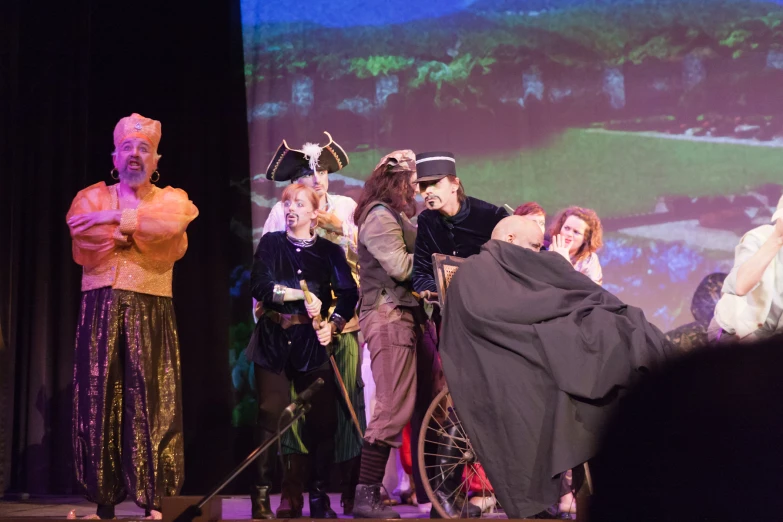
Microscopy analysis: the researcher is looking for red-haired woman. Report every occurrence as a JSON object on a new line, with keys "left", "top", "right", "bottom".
{"left": 248, "top": 183, "right": 358, "bottom": 518}
{"left": 514, "top": 201, "right": 546, "bottom": 234}
{"left": 549, "top": 206, "right": 604, "bottom": 286}
{"left": 547, "top": 206, "right": 604, "bottom": 515}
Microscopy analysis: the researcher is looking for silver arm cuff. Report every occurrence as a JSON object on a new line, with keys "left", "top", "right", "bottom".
{"left": 272, "top": 284, "right": 286, "bottom": 305}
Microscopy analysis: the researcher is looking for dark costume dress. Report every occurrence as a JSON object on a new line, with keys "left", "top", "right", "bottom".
{"left": 247, "top": 231, "right": 358, "bottom": 515}
{"left": 439, "top": 241, "right": 674, "bottom": 518}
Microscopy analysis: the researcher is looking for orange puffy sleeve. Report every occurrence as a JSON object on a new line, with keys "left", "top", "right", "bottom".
{"left": 131, "top": 187, "right": 199, "bottom": 264}
{"left": 66, "top": 182, "right": 120, "bottom": 268}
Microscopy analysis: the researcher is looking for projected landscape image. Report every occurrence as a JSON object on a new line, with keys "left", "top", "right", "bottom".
{"left": 233, "top": 0, "right": 783, "bottom": 421}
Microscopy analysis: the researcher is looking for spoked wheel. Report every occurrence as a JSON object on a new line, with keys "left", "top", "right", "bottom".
{"left": 418, "top": 386, "right": 504, "bottom": 518}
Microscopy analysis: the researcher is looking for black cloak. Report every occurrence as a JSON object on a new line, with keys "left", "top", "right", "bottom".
{"left": 439, "top": 240, "right": 674, "bottom": 518}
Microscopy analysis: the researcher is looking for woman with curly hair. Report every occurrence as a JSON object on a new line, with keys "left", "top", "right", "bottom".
{"left": 549, "top": 206, "right": 604, "bottom": 286}
{"left": 546, "top": 206, "right": 605, "bottom": 516}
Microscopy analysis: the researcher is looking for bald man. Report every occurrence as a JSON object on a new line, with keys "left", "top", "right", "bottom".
{"left": 491, "top": 215, "right": 544, "bottom": 251}
{"left": 437, "top": 216, "right": 672, "bottom": 518}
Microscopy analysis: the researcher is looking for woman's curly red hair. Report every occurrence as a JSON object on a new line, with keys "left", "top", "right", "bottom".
{"left": 548, "top": 206, "right": 604, "bottom": 262}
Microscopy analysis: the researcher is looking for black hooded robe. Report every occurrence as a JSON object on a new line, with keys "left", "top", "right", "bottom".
{"left": 439, "top": 240, "right": 674, "bottom": 518}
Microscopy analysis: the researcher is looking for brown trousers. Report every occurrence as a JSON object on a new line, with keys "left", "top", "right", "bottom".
{"left": 359, "top": 303, "right": 442, "bottom": 446}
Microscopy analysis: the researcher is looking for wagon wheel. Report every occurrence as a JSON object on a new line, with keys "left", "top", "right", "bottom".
{"left": 417, "top": 386, "right": 502, "bottom": 518}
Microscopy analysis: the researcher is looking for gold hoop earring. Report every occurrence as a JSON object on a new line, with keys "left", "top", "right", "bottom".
{"left": 150, "top": 170, "right": 160, "bottom": 183}
{"left": 110, "top": 168, "right": 119, "bottom": 180}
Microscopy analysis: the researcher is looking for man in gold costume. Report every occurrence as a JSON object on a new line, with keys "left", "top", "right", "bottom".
{"left": 66, "top": 114, "right": 198, "bottom": 519}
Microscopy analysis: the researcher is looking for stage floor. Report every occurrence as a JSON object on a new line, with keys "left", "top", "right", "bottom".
{"left": 0, "top": 495, "right": 433, "bottom": 519}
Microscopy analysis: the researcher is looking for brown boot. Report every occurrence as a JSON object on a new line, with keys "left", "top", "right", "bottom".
{"left": 276, "top": 454, "right": 307, "bottom": 518}
{"left": 338, "top": 456, "right": 360, "bottom": 515}
{"left": 275, "top": 496, "right": 302, "bottom": 519}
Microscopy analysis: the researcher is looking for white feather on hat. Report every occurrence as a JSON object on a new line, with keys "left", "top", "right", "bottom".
{"left": 301, "top": 142, "right": 322, "bottom": 172}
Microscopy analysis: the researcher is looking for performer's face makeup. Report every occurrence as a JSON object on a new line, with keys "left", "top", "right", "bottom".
{"left": 114, "top": 138, "right": 157, "bottom": 187}
{"left": 561, "top": 215, "right": 588, "bottom": 255}
{"left": 420, "top": 176, "right": 459, "bottom": 211}
{"left": 299, "top": 170, "right": 329, "bottom": 200}
{"left": 524, "top": 213, "right": 546, "bottom": 234}
{"left": 283, "top": 192, "right": 317, "bottom": 231}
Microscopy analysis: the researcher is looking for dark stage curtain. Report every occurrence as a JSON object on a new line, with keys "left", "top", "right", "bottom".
{"left": 0, "top": 0, "right": 251, "bottom": 496}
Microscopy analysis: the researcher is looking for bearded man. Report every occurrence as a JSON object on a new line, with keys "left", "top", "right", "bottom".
{"left": 67, "top": 113, "right": 198, "bottom": 519}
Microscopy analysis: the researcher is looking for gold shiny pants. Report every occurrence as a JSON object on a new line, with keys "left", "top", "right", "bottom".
{"left": 72, "top": 288, "right": 184, "bottom": 510}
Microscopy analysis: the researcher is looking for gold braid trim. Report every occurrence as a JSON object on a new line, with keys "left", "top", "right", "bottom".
{"left": 269, "top": 150, "right": 287, "bottom": 180}
{"left": 323, "top": 145, "right": 342, "bottom": 170}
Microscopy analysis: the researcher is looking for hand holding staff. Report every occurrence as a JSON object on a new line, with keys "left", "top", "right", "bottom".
{"left": 299, "top": 279, "right": 364, "bottom": 439}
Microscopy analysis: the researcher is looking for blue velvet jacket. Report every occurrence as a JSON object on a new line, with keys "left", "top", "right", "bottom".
{"left": 413, "top": 197, "right": 508, "bottom": 294}
{"left": 247, "top": 231, "right": 358, "bottom": 375}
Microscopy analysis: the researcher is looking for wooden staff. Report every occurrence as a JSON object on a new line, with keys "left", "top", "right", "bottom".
{"left": 299, "top": 280, "right": 364, "bottom": 439}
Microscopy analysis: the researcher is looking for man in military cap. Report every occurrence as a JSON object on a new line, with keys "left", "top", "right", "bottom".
{"left": 412, "top": 151, "right": 508, "bottom": 301}
{"left": 410, "top": 152, "right": 506, "bottom": 518}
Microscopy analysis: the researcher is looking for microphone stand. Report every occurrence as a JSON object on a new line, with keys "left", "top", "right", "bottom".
{"left": 173, "top": 404, "right": 312, "bottom": 522}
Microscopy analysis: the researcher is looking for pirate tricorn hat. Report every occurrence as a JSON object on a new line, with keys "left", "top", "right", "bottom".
{"left": 265, "top": 131, "right": 349, "bottom": 182}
